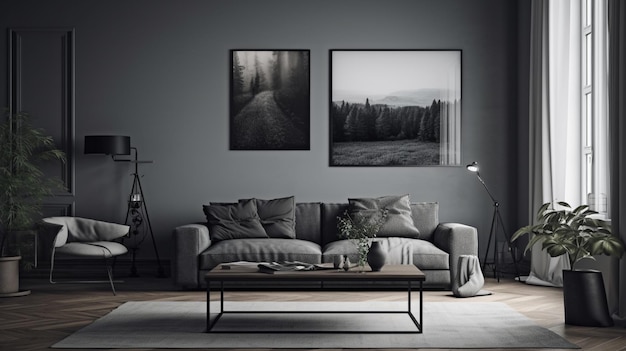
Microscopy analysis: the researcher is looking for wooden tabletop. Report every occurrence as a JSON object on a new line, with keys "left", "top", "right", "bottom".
{"left": 204, "top": 264, "right": 425, "bottom": 282}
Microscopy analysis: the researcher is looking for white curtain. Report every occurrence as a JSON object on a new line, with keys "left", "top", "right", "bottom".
{"left": 527, "top": 0, "right": 582, "bottom": 287}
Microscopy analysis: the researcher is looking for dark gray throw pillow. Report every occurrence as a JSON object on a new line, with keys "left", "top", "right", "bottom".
{"left": 203, "top": 199, "right": 268, "bottom": 241}
{"left": 348, "top": 194, "right": 420, "bottom": 238}
{"left": 240, "top": 196, "right": 296, "bottom": 239}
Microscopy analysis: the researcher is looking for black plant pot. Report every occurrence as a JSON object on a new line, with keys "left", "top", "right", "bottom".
{"left": 563, "top": 269, "right": 613, "bottom": 327}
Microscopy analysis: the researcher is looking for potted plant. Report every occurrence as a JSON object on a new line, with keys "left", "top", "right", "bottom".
{"left": 512, "top": 201, "right": 625, "bottom": 326}
{"left": 337, "top": 209, "right": 388, "bottom": 271}
{"left": 0, "top": 111, "right": 65, "bottom": 297}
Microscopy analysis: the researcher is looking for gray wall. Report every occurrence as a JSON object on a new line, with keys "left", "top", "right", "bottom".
{"left": 1, "top": 0, "right": 521, "bottom": 261}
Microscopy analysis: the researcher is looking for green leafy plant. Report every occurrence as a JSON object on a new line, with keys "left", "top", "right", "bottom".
{"left": 0, "top": 111, "right": 66, "bottom": 258}
{"left": 512, "top": 201, "right": 624, "bottom": 270}
{"left": 337, "top": 209, "right": 388, "bottom": 268}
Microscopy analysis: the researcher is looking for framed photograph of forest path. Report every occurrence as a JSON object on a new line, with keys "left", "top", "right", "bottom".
{"left": 231, "top": 50, "right": 310, "bottom": 150}
{"left": 330, "top": 50, "right": 461, "bottom": 166}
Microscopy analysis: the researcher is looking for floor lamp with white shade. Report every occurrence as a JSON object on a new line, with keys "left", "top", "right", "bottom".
{"left": 466, "top": 161, "right": 520, "bottom": 281}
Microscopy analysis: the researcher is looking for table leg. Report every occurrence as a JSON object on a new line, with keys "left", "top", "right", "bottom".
{"left": 407, "top": 280, "right": 423, "bottom": 333}
{"left": 420, "top": 281, "right": 423, "bottom": 333}
{"left": 206, "top": 283, "right": 211, "bottom": 332}
{"left": 206, "top": 281, "right": 225, "bottom": 332}
{"left": 408, "top": 280, "right": 411, "bottom": 313}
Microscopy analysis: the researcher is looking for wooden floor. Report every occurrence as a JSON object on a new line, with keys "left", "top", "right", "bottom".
{"left": 1, "top": 274, "right": 625, "bottom": 351}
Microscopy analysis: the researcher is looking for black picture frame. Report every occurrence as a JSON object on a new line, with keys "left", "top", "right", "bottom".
{"left": 230, "top": 50, "right": 310, "bottom": 150}
{"left": 329, "top": 49, "right": 462, "bottom": 166}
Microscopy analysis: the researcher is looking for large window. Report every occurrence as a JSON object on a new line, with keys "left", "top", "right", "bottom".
{"left": 581, "top": 0, "right": 609, "bottom": 216}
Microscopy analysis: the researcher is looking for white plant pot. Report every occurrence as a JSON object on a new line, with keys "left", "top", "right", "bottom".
{"left": 0, "top": 256, "right": 31, "bottom": 297}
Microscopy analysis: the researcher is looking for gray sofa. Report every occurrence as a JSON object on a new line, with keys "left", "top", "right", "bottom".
{"left": 173, "top": 201, "right": 478, "bottom": 289}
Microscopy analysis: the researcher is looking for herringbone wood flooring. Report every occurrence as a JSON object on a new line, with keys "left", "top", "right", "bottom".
{"left": 1, "top": 276, "right": 625, "bottom": 351}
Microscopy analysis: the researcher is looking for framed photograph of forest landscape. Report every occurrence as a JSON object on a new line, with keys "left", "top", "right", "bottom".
{"left": 330, "top": 50, "right": 461, "bottom": 166}
{"left": 230, "top": 50, "right": 310, "bottom": 150}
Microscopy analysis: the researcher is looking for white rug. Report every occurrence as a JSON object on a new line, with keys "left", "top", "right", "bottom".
{"left": 53, "top": 301, "right": 579, "bottom": 349}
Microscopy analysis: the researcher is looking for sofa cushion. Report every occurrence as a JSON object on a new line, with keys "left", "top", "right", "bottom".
{"left": 199, "top": 238, "right": 322, "bottom": 270}
{"left": 55, "top": 241, "right": 128, "bottom": 257}
{"left": 249, "top": 196, "right": 296, "bottom": 239}
{"left": 42, "top": 217, "right": 130, "bottom": 244}
{"left": 203, "top": 199, "right": 268, "bottom": 241}
{"left": 348, "top": 195, "right": 420, "bottom": 238}
{"left": 295, "top": 202, "right": 322, "bottom": 243}
{"left": 410, "top": 202, "right": 439, "bottom": 242}
{"left": 321, "top": 203, "right": 350, "bottom": 246}
{"left": 322, "top": 237, "right": 449, "bottom": 270}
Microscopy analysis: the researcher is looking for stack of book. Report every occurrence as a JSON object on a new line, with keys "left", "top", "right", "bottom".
{"left": 257, "top": 261, "right": 316, "bottom": 274}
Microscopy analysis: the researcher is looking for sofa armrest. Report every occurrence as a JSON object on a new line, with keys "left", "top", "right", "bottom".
{"left": 432, "top": 223, "right": 478, "bottom": 288}
{"left": 172, "top": 224, "right": 211, "bottom": 288}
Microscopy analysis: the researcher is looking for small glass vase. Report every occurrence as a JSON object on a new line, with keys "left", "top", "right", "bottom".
{"left": 356, "top": 240, "right": 370, "bottom": 272}
{"left": 342, "top": 256, "right": 351, "bottom": 271}
{"left": 356, "top": 254, "right": 368, "bottom": 272}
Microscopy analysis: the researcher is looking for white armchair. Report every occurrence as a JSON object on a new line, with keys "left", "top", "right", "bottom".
{"left": 38, "top": 217, "right": 129, "bottom": 295}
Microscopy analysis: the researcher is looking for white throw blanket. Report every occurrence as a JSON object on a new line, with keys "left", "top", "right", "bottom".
{"left": 373, "top": 237, "right": 414, "bottom": 265}
{"left": 452, "top": 254, "right": 491, "bottom": 297}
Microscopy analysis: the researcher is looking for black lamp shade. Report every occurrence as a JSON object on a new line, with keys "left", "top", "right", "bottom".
{"left": 84, "top": 135, "right": 131, "bottom": 155}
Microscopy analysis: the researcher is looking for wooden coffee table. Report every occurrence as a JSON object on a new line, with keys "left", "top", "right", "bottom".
{"left": 204, "top": 264, "right": 425, "bottom": 333}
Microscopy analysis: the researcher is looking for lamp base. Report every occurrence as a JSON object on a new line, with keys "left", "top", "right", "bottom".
{"left": 123, "top": 158, "right": 166, "bottom": 279}
{"left": 481, "top": 202, "right": 520, "bottom": 282}
{"left": 129, "top": 248, "right": 139, "bottom": 277}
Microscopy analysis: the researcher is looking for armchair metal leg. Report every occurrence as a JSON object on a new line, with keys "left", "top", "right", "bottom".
{"left": 49, "top": 248, "right": 57, "bottom": 285}
{"left": 48, "top": 247, "right": 122, "bottom": 296}
{"left": 105, "top": 258, "right": 117, "bottom": 295}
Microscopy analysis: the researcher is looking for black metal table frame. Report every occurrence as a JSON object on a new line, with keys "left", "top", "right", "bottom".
{"left": 206, "top": 279, "right": 423, "bottom": 334}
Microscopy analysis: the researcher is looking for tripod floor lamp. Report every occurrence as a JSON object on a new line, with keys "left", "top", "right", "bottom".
{"left": 466, "top": 161, "right": 520, "bottom": 282}
{"left": 84, "top": 135, "right": 165, "bottom": 278}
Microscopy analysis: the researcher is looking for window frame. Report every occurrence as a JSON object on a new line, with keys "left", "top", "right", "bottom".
{"left": 581, "top": 0, "right": 609, "bottom": 216}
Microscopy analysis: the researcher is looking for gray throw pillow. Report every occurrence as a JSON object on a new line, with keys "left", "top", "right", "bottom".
{"left": 203, "top": 199, "right": 268, "bottom": 241}
{"left": 348, "top": 195, "right": 420, "bottom": 238}
{"left": 241, "top": 196, "right": 296, "bottom": 239}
